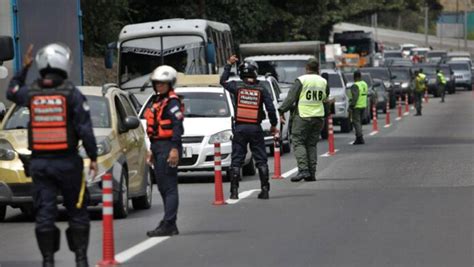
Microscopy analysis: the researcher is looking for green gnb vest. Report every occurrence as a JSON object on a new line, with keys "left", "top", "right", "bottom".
{"left": 297, "top": 74, "right": 327, "bottom": 118}
{"left": 415, "top": 73, "right": 427, "bottom": 92}
{"left": 355, "top": 80, "right": 368, "bottom": 109}
{"left": 437, "top": 72, "right": 447, "bottom": 85}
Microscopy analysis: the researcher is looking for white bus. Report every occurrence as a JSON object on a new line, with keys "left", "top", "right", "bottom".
{"left": 106, "top": 19, "right": 234, "bottom": 92}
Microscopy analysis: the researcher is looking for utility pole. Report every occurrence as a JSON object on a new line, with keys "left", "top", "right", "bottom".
{"left": 464, "top": 10, "right": 468, "bottom": 49}
{"left": 424, "top": 4, "right": 429, "bottom": 47}
{"left": 457, "top": 0, "right": 460, "bottom": 50}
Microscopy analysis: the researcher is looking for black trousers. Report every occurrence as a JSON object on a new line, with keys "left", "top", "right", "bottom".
{"left": 231, "top": 124, "right": 268, "bottom": 169}
{"left": 30, "top": 154, "right": 90, "bottom": 231}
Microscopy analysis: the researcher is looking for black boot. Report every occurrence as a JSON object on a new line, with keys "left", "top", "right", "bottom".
{"left": 291, "top": 170, "right": 310, "bottom": 182}
{"left": 305, "top": 168, "right": 316, "bottom": 182}
{"left": 66, "top": 226, "right": 89, "bottom": 267}
{"left": 230, "top": 167, "right": 240, "bottom": 199}
{"left": 353, "top": 136, "right": 365, "bottom": 145}
{"left": 36, "top": 227, "right": 60, "bottom": 267}
{"left": 257, "top": 166, "right": 270, "bottom": 199}
{"left": 147, "top": 221, "right": 179, "bottom": 237}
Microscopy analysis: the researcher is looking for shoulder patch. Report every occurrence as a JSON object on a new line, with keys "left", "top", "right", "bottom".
{"left": 170, "top": 106, "right": 179, "bottom": 113}
{"left": 11, "top": 85, "right": 19, "bottom": 94}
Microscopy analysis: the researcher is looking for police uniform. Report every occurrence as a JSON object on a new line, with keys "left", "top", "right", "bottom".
{"left": 414, "top": 72, "right": 427, "bottom": 115}
{"left": 220, "top": 63, "right": 278, "bottom": 199}
{"left": 350, "top": 80, "right": 368, "bottom": 144}
{"left": 145, "top": 90, "right": 184, "bottom": 236}
{"left": 278, "top": 73, "right": 329, "bottom": 181}
{"left": 437, "top": 70, "right": 447, "bottom": 103}
{"left": 7, "top": 67, "right": 97, "bottom": 267}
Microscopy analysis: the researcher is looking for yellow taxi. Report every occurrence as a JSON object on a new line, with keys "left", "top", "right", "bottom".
{"left": 0, "top": 84, "right": 152, "bottom": 220}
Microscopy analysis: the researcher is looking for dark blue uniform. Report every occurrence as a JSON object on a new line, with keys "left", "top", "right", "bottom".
{"left": 148, "top": 93, "right": 183, "bottom": 226}
{"left": 7, "top": 67, "right": 97, "bottom": 231}
{"left": 220, "top": 64, "right": 278, "bottom": 169}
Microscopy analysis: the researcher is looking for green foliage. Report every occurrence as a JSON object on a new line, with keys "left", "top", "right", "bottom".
{"left": 81, "top": 0, "right": 441, "bottom": 56}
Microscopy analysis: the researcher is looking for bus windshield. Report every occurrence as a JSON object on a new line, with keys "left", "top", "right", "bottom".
{"left": 120, "top": 35, "right": 207, "bottom": 87}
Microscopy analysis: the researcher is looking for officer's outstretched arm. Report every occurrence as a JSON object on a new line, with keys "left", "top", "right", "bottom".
{"left": 220, "top": 64, "right": 237, "bottom": 94}
{"left": 72, "top": 90, "right": 98, "bottom": 161}
{"left": 6, "top": 68, "right": 30, "bottom": 106}
{"left": 278, "top": 80, "right": 302, "bottom": 114}
{"left": 262, "top": 89, "right": 278, "bottom": 127}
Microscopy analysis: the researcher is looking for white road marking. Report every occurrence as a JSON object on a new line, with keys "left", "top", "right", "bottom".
{"left": 281, "top": 167, "right": 298, "bottom": 178}
{"left": 369, "top": 131, "right": 379, "bottom": 136}
{"left": 403, "top": 112, "right": 409, "bottom": 116}
{"left": 384, "top": 124, "right": 391, "bottom": 128}
{"left": 115, "top": 237, "right": 170, "bottom": 263}
{"left": 395, "top": 117, "right": 402, "bottom": 121}
{"left": 349, "top": 141, "right": 355, "bottom": 145}
{"left": 320, "top": 149, "right": 340, "bottom": 157}
{"left": 226, "top": 189, "right": 261, "bottom": 204}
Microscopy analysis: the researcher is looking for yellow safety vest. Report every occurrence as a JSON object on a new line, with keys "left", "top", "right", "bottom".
{"left": 355, "top": 80, "right": 368, "bottom": 109}
{"left": 297, "top": 74, "right": 327, "bottom": 118}
{"left": 437, "top": 72, "right": 446, "bottom": 85}
{"left": 415, "top": 74, "right": 426, "bottom": 92}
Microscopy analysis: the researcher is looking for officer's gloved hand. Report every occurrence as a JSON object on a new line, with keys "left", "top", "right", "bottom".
{"left": 270, "top": 126, "right": 279, "bottom": 137}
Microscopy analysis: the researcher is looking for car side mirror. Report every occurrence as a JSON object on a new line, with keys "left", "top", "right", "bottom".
{"left": 124, "top": 116, "right": 140, "bottom": 130}
{"left": 104, "top": 42, "right": 117, "bottom": 69}
{"left": 0, "top": 36, "right": 14, "bottom": 63}
{"left": 206, "top": 42, "right": 216, "bottom": 65}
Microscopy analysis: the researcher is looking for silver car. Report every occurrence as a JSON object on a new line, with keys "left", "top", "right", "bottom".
{"left": 321, "top": 69, "right": 352, "bottom": 133}
{"left": 448, "top": 61, "right": 472, "bottom": 90}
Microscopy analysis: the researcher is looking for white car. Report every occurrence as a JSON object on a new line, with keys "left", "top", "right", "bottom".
{"left": 399, "top": 43, "right": 417, "bottom": 58}
{"left": 138, "top": 85, "right": 256, "bottom": 178}
{"left": 227, "top": 75, "right": 291, "bottom": 154}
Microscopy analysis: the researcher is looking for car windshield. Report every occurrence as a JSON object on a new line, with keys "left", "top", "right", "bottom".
{"left": 384, "top": 52, "right": 402, "bottom": 58}
{"left": 236, "top": 80, "right": 274, "bottom": 100}
{"left": 427, "top": 52, "right": 445, "bottom": 58}
{"left": 180, "top": 92, "right": 230, "bottom": 118}
{"left": 362, "top": 68, "right": 390, "bottom": 80}
{"left": 418, "top": 65, "right": 437, "bottom": 74}
{"left": 374, "top": 83, "right": 385, "bottom": 92}
{"left": 119, "top": 35, "right": 206, "bottom": 86}
{"left": 3, "top": 96, "right": 111, "bottom": 130}
{"left": 449, "top": 63, "right": 470, "bottom": 71}
{"left": 255, "top": 60, "right": 307, "bottom": 84}
{"left": 322, "top": 73, "right": 343, "bottom": 88}
{"left": 390, "top": 69, "right": 411, "bottom": 80}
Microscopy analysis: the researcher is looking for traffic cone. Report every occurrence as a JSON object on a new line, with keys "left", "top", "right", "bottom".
{"left": 97, "top": 173, "right": 119, "bottom": 266}
{"left": 272, "top": 135, "right": 283, "bottom": 179}
{"left": 385, "top": 101, "right": 391, "bottom": 128}
{"left": 404, "top": 93, "right": 410, "bottom": 115}
{"left": 424, "top": 89, "right": 429, "bottom": 103}
{"left": 371, "top": 104, "right": 378, "bottom": 133}
{"left": 213, "top": 143, "right": 226, "bottom": 205}
{"left": 397, "top": 96, "right": 402, "bottom": 120}
{"left": 327, "top": 114, "right": 336, "bottom": 155}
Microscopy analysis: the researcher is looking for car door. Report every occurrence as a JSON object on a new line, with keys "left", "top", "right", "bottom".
{"left": 118, "top": 93, "right": 145, "bottom": 194}
{"left": 113, "top": 94, "right": 140, "bottom": 193}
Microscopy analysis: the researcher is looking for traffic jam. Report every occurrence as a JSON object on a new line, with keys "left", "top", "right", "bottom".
{"left": 0, "top": 2, "right": 473, "bottom": 267}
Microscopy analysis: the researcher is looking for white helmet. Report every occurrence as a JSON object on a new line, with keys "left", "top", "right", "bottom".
{"left": 150, "top": 65, "right": 177, "bottom": 86}
{"left": 35, "top": 43, "right": 72, "bottom": 78}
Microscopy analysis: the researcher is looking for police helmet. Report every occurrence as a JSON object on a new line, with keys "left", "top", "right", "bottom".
{"left": 150, "top": 65, "right": 177, "bottom": 87}
{"left": 35, "top": 43, "right": 72, "bottom": 79}
{"left": 239, "top": 60, "right": 258, "bottom": 80}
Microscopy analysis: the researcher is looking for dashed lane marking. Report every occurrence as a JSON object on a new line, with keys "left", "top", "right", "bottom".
{"left": 384, "top": 124, "right": 391, "bottom": 128}
{"left": 115, "top": 237, "right": 170, "bottom": 263}
{"left": 369, "top": 131, "right": 379, "bottom": 136}
{"left": 226, "top": 189, "right": 261, "bottom": 204}
{"left": 320, "top": 149, "right": 340, "bottom": 157}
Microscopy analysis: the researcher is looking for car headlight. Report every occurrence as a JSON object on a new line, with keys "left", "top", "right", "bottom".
{"left": 334, "top": 94, "right": 346, "bottom": 102}
{"left": 208, "top": 130, "right": 233, "bottom": 144}
{"left": 0, "top": 139, "right": 16, "bottom": 161}
{"left": 401, "top": 82, "right": 409, "bottom": 88}
{"left": 384, "top": 81, "right": 391, "bottom": 88}
{"left": 79, "top": 136, "right": 112, "bottom": 158}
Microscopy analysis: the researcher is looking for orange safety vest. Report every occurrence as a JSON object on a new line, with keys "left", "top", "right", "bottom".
{"left": 144, "top": 91, "right": 183, "bottom": 140}
{"left": 28, "top": 82, "right": 76, "bottom": 152}
{"left": 235, "top": 87, "right": 263, "bottom": 124}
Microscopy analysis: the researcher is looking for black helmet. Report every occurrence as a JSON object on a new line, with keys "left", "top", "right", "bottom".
{"left": 239, "top": 60, "right": 258, "bottom": 80}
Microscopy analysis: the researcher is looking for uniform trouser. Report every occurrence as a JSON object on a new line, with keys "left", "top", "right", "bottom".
{"left": 291, "top": 116, "right": 324, "bottom": 174}
{"left": 439, "top": 84, "right": 446, "bottom": 102}
{"left": 30, "top": 154, "right": 90, "bottom": 231}
{"left": 231, "top": 125, "right": 268, "bottom": 169}
{"left": 151, "top": 140, "right": 181, "bottom": 224}
{"left": 414, "top": 91, "right": 423, "bottom": 114}
{"left": 352, "top": 108, "right": 365, "bottom": 138}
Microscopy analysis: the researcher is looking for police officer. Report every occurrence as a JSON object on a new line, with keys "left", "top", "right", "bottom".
{"left": 7, "top": 44, "right": 97, "bottom": 267}
{"left": 220, "top": 55, "right": 278, "bottom": 200}
{"left": 436, "top": 68, "right": 447, "bottom": 103}
{"left": 414, "top": 69, "right": 427, "bottom": 116}
{"left": 278, "top": 59, "right": 329, "bottom": 182}
{"left": 145, "top": 66, "right": 184, "bottom": 237}
{"left": 350, "top": 70, "right": 368, "bottom": 145}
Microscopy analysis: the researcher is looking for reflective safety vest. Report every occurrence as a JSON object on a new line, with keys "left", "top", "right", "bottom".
{"left": 144, "top": 90, "right": 183, "bottom": 140}
{"left": 354, "top": 80, "right": 368, "bottom": 109}
{"left": 437, "top": 72, "right": 447, "bottom": 85}
{"left": 297, "top": 74, "right": 327, "bottom": 118}
{"left": 28, "top": 82, "right": 76, "bottom": 152}
{"left": 415, "top": 74, "right": 427, "bottom": 92}
{"left": 235, "top": 86, "right": 263, "bottom": 124}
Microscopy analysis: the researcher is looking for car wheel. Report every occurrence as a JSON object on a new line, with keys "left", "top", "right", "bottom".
{"left": 340, "top": 118, "right": 352, "bottom": 133}
{"left": 282, "top": 140, "right": 291, "bottom": 153}
{"left": 467, "top": 85, "right": 472, "bottom": 91}
{"left": 20, "top": 204, "right": 35, "bottom": 220}
{"left": 0, "top": 205, "right": 6, "bottom": 222}
{"left": 132, "top": 168, "right": 153, "bottom": 210}
{"left": 242, "top": 158, "right": 256, "bottom": 176}
{"left": 114, "top": 169, "right": 129, "bottom": 219}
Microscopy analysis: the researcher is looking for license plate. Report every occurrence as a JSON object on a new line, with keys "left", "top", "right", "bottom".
{"left": 182, "top": 146, "right": 193, "bottom": 158}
